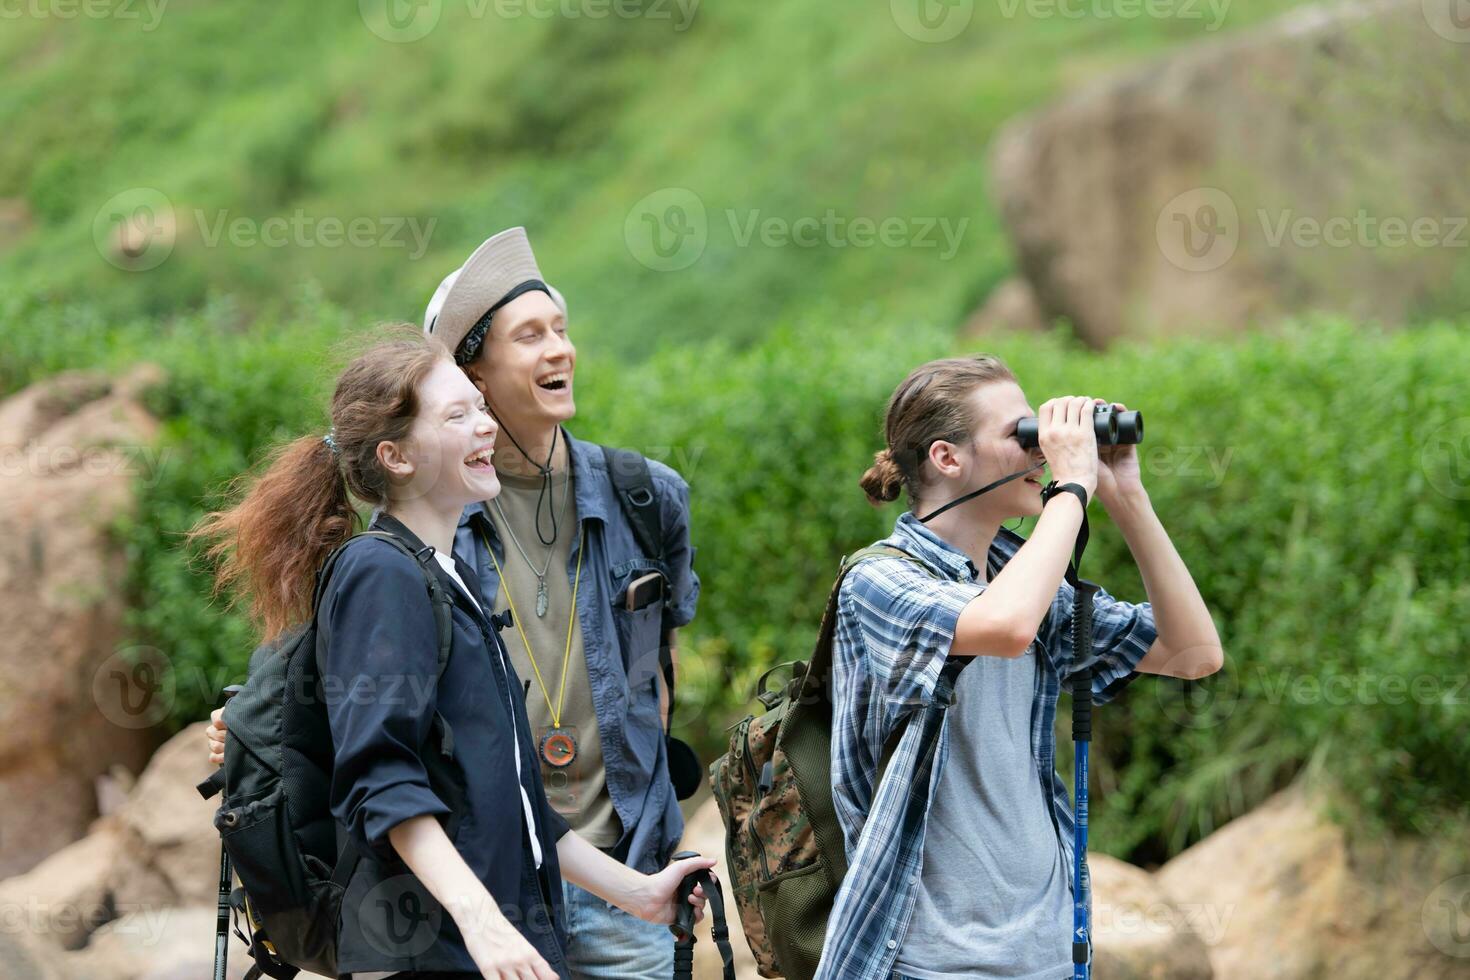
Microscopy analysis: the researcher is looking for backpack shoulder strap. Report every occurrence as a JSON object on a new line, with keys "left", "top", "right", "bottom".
{"left": 803, "top": 543, "right": 939, "bottom": 683}
{"left": 602, "top": 444, "right": 685, "bottom": 723}
{"left": 313, "top": 531, "right": 455, "bottom": 684}
{"left": 811, "top": 542, "right": 949, "bottom": 787}
{"left": 602, "top": 444, "right": 664, "bottom": 562}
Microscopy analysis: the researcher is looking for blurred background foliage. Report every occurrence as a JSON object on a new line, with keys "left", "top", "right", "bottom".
{"left": 3, "top": 0, "right": 1467, "bottom": 867}
{"left": 1, "top": 0, "right": 1309, "bottom": 356}
{"left": 4, "top": 287, "right": 1467, "bottom": 864}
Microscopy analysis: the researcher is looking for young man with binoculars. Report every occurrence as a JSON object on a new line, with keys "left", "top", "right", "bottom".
{"left": 825, "top": 356, "right": 1221, "bottom": 980}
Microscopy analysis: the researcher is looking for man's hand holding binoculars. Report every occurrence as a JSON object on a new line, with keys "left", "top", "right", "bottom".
{"left": 1031, "top": 396, "right": 1146, "bottom": 512}
{"left": 1091, "top": 399, "right": 1146, "bottom": 511}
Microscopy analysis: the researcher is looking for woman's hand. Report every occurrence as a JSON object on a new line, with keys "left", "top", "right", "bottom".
{"left": 206, "top": 708, "right": 226, "bottom": 767}
{"left": 457, "top": 900, "right": 560, "bottom": 980}
{"left": 624, "top": 854, "right": 717, "bottom": 926}
{"left": 1037, "top": 395, "right": 1099, "bottom": 500}
{"left": 1092, "top": 399, "right": 1146, "bottom": 509}
{"left": 389, "top": 816, "right": 560, "bottom": 980}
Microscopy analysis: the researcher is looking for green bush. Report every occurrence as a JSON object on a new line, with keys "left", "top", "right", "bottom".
{"left": 2, "top": 294, "right": 1464, "bottom": 863}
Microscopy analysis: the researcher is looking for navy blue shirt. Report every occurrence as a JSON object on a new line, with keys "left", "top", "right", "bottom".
{"left": 319, "top": 512, "right": 571, "bottom": 976}
{"left": 453, "top": 429, "right": 700, "bottom": 874}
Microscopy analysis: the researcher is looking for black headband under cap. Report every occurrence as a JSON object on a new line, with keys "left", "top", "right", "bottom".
{"left": 454, "top": 279, "right": 552, "bottom": 366}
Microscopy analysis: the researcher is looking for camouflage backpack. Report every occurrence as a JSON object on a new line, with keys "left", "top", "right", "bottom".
{"left": 708, "top": 545, "right": 937, "bottom": 980}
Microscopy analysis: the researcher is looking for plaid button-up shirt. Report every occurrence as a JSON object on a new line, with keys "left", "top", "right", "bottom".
{"left": 816, "top": 512, "right": 1158, "bottom": 980}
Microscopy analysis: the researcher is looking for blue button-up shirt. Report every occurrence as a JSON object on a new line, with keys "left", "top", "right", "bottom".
{"left": 453, "top": 428, "right": 701, "bottom": 874}
{"left": 816, "top": 512, "right": 1157, "bottom": 980}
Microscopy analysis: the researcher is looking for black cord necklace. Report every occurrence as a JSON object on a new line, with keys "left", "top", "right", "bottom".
{"left": 486, "top": 404, "right": 563, "bottom": 547}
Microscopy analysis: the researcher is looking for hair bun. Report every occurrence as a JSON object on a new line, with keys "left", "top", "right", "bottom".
{"left": 859, "top": 448, "right": 905, "bottom": 506}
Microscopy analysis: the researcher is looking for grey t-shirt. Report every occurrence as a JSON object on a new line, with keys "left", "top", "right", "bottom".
{"left": 488, "top": 467, "right": 621, "bottom": 849}
{"left": 893, "top": 640, "right": 1073, "bottom": 980}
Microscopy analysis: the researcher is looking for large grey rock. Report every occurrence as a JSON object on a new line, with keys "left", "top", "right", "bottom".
{"left": 60, "top": 906, "right": 252, "bottom": 980}
{"left": 990, "top": 0, "right": 1470, "bottom": 346}
{"left": 115, "top": 721, "right": 225, "bottom": 907}
{"left": 0, "top": 724, "right": 214, "bottom": 954}
{"left": 0, "top": 364, "right": 167, "bottom": 877}
{"left": 1157, "top": 783, "right": 1469, "bottom": 978}
{"left": 1091, "top": 853, "right": 1214, "bottom": 978}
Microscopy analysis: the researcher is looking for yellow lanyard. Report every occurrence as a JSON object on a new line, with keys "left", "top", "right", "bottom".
{"left": 480, "top": 524, "right": 584, "bottom": 728}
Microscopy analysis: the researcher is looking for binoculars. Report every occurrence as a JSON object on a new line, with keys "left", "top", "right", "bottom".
{"left": 1015, "top": 403, "right": 1144, "bottom": 449}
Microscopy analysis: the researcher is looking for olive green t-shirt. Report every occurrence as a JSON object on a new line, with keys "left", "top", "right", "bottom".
{"left": 486, "top": 467, "right": 621, "bottom": 848}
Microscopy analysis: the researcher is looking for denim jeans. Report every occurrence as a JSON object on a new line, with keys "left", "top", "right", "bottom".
{"left": 561, "top": 879, "right": 674, "bottom": 980}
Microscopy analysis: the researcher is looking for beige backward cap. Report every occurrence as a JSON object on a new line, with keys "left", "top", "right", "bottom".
{"left": 422, "top": 226, "right": 567, "bottom": 359}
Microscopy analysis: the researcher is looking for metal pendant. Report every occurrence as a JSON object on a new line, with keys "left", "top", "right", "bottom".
{"left": 539, "top": 727, "right": 578, "bottom": 768}
{"left": 536, "top": 578, "right": 549, "bottom": 618}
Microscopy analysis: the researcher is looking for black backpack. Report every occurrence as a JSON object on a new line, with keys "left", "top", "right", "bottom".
{"left": 197, "top": 530, "right": 458, "bottom": 980}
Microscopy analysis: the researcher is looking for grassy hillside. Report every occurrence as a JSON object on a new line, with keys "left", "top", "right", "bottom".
{"left": 2, "top": 0, "right": 1307, "bottom": 357}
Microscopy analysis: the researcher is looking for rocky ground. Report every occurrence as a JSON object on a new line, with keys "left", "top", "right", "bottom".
{"left": 3, "top": 718, "right": 1462, "bottom": 979}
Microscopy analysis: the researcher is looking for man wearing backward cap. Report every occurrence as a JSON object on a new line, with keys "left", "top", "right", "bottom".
{"left": 424, "top": 227, "right": 702, "bottom": 979}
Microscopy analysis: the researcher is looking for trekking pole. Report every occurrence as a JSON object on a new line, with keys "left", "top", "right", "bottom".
{"left": 668, "top": 850, "right": 735, "bottom": 980}
{"left": 1037, "top": 480, "right": 1097, "bottom": 980}
{"left": 1071, "top": 654, "right": 1095, "bottom": 980}
{"left": 212, "top": 685, "right": 243, "bottom": 980}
